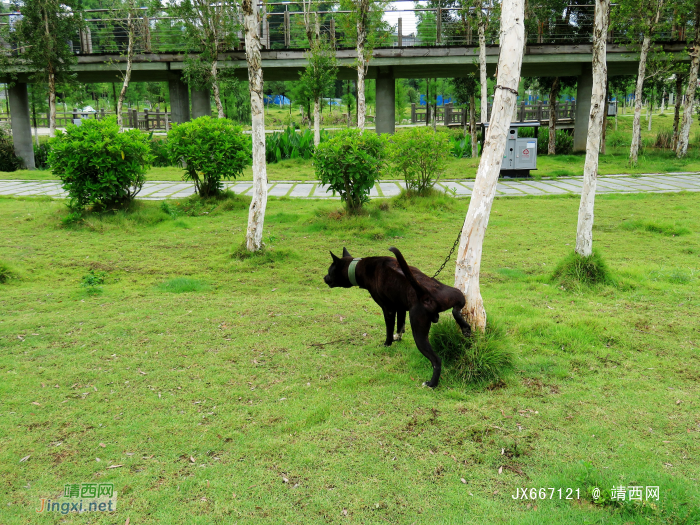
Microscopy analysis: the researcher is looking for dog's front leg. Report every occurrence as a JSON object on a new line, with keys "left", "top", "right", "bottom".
{"left": 382, "top": 309, "right": 396, "bottom": 347}
{"left": 394, "top": 310, "right": 406, "bottom": 341}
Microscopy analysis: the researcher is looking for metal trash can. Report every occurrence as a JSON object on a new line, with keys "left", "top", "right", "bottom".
{"left": 482, "top": 122, "right": 539, "bottom": 177}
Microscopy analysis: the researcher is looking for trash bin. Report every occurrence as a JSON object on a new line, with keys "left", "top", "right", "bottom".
{"left": 481, "top": 122, "right": 539, "bottom": 177}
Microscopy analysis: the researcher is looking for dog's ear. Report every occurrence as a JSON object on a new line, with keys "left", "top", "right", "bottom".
{"left": 330, "top": 251, "right": 340, "bottom": 263}
{"left": 342, "top": 247, "right": 352, "bottom": 258}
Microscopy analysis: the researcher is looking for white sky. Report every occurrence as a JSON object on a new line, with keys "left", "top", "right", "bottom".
{"left": 384, "top": 1, "right": 419, "bottom": 35}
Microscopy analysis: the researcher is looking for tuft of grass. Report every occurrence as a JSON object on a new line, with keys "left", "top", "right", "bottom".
{"left": 429, "top": 319, "right": 514, "bottom": 385}
{"left": 0, "top": 260, "right": 15, "bottom": 283}
{"left": 550, "top": 249, "right": 615, "bottom": 288}
{"left": 156, "top": 277, "right": 209, "bottom": 293}
{"left": 622, "top": 219, "right": 691, "bottom": 236}
{"left": 231, "top": 243, "right": 299, "bottom": 264}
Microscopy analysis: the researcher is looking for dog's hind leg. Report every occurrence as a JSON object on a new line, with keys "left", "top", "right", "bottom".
{"left": 394, "top": 310, "right": 406, "bottom": 341}
{"left": 452, "top": 306, "right": 472, "bottom": 337}
{"left": 382, "top": 309, "right": 396, "bottom": 347}
{"left": 409, "top": 310, "right": 442, "bottom": 388}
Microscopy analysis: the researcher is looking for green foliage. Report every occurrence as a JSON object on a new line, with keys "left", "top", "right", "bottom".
{"left": 156, "top": 277, "right": 209, "bottom": 293}
{"left": 33, "top": 142, "right": 51, "bottom": 170}
{"left": 0, "top": 260, "right": 15, "bottom": 284}
{"left": 447, "top": 135, "right": 473, "bottom": 159}
{"left": 49, "top": 117, "right": 152, "bottom": 210}
{"left": 518, "top": 127, "right": 573, "bottom": 155}
{"left": 551, "top": 250, "right": 615, "bottom": 288}
{"left": 654, "top": 129, "right": 673, "bottom": 149}
{"left": 621, "top": 219, "right": 691, "bottom": 236}
{"left": 266, "top": 126, "right": 325, "bottom": 164}
{"left": 429, "top": 319, "right": 514, "bottom": 385}
{"left": 149, "top": 135, "right": 172, "bottom": 167}
{"left": 0, "top": 128, "right": 23, "bottom": 172}
{"left": 81, "top": 269, "right": 107, "bottom": 295}
{"left": 298, "top": 36, "right": 338, "bottom": 105}
{"left": 167, "top": 116, "right": 250, "bottom": 197}
{"left": 607, "top": 130, "right": 628, "bottom": 148}
{"left": 313, "top": 129, "right": 385, "bottom": 213}
{"left": 385, "top": 127, "right": 451, "bottom": 194}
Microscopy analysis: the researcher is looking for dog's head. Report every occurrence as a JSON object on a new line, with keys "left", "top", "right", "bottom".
{"left": 323, "top": 247, "right": 353, "bottom": 288}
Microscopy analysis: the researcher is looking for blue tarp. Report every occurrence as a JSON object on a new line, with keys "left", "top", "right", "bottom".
{"left": 419, "top": 95, "right": 452, "bottom": 106}
{"left": 264, "top": 95, "right": 291, "bottom": 106}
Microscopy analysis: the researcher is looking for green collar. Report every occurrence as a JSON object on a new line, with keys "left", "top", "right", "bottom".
{"left": 348, "top": 258, "right": 362, "bottom": 287}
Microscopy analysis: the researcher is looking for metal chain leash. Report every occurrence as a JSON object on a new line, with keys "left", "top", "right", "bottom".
{"left": 432, "top": 226, "right": 463, "bottom": 279}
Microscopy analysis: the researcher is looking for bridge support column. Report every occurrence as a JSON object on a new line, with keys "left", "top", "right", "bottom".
{"left": 375, "top": 68, "right": 395, "bottom": 134}
{"left": 191, "top": 88, "right": 212, "bottom": 118}
{"left": 168, "top": 77, "right": 190, "bottom": 125}
{"left": 573, "top": 64, "right": 593, "bottom": 153}
{"left": 8, "top": 83, "right": 35, "bottom": 170}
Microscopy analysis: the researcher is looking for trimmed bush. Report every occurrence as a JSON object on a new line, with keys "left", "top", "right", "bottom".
{"left": 385, "top": 127, "right": 451, "bottom": 195}
{"left": 429, "top": 319, "right": 513, "bottom": 385}
{"left": 49, "top": 117, "right": 152, "bottom": 209}
{"left": 167, "top": 116, "right": 250, "bottom": 197}
{"left": 149, "top": 135, "right": 172, "bottom": 167}
{"left": 314, "top": 128, "right": 385, "bottom": 213}
{"left": 0, "top": 128, "right": 23, "bottom": 172}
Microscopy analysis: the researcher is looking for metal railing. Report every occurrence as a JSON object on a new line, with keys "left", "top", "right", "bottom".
{"left": 0, "top": 2, "right": 683, "bottom": 57}
{"left": 411, "top": 100, "right": 577, "bottom": 126}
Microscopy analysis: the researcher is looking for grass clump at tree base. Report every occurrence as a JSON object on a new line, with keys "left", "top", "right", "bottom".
{"left": 0, "top": 260, "right": 16, "bottom": 284}
{"left": 550, "top": 249, "right": 615, "bottom": 288}
{"left": 429, "top": 318, "right": 514, "bottom": 386}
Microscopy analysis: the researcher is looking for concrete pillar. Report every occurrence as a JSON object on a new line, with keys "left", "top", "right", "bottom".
{"left": 168, "top": 77, "right": 190, "bottom": 124}
{"left": 191, "top": 88, "right": 212, "bottom": 118}
{"left": 8, "top": 83, "right": 35, "bottom": 170}
{"left": 573, "top": 64, "right": 593, "bottom": 152}
{"left": 375, "top": 68, "right": 395, "bottom": 135}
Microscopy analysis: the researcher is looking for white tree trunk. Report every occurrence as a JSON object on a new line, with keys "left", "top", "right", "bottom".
{"left": 548, "top": 77, "right": 560, "bottom": 155}
{"left": 629, "top": 36, "right": 650, "bottom": 165}
{"left": 314, "top": 97, "right": 320, "bottom": 146}
{"left": 243, "top": 0, "right": 268, "bottom": 252}
{"left": 211, "top": 60, "right": 225, "bottom": 119}
{"left": 117, "top": 15, "right": 134, "bottom": 131}
{"left": 575, "top": 0, "right": 609, "bottom": 257}
{"left": 648, "top": 102, "right": 652, "bottom": 131}
{"left": 356, "top": 30, "right": 367, "bottom": 132}
{"left": 677, "top": 7, "right": 700, "bottom": 157}
{"left": 477, "top": 9, "right": 488, "bottom": 124}
{"left": 454, "top": 0, "right": 524, "bottom": 333}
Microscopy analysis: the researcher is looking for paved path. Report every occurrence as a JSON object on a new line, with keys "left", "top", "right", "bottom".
{"left": 1, "top": 173, "right": 699, "bottom": 200}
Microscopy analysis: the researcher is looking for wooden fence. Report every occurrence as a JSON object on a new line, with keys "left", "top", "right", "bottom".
{"left": 0, "top": 109, "right": 171, "bottom": 131}
{"left": 411, "top": 101, "right": 577, "bottom": 127}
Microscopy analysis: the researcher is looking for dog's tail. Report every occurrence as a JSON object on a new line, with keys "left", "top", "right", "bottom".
{"left": 389, "top": 247, "right": 432, "bottom": 301}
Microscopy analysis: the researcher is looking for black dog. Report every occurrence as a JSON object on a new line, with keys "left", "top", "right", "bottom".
{"left": 323, "top": 247, "right": 471, "bottom": 388}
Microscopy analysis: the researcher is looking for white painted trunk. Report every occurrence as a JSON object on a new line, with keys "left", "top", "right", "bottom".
{"left": 356, "top": 42, "right": 367, "bottom": 131}
{"left": 211, "top": 60, "right": 225, "bottom": 119}
{"left": 117, "top": 14, "right": 134, "bottom": 131}
{"left": 314, "top": 97, "right": 320, "bottom": 146}
{"left": 478, "top": 13, "right": 488, "bottom": 124}
{"left": 629, "top": 36, "right": 650, "bottom": 165}
{"left": 454, "top": 0, "right": 524, "bottom": 333}
{"left": 677, "top": 7, "right": 700, "bottom": 157}
{"left": 575, "top": 0, "right": 609, "bottom": 258}
{"left": 243, "top": 0, "right": 268, "bottom": 252}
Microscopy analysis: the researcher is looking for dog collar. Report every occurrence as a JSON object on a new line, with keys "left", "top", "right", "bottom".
{"left": 348, "top": 258, "right": 362, "bottom": 287}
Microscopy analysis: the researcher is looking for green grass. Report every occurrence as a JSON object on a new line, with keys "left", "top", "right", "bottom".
{"left": 1, "top": 191, "right": 699, "bottom": 523}
{"left": 156, "top": 277, "right": 209, "bottom": 293}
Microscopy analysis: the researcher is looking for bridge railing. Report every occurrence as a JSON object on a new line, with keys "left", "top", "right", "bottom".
{"left": 0, "top": 2, "right": 680, "bottom": 57}
{"left": 411, "top": 101, "right": 577, "bottom": 127}
{"left": 9, "top": 108, "right": 171, "bottom": 131}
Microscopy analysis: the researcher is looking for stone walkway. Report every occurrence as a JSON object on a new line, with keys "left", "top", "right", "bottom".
{"left": 1, "top": 173, "right": 699, "bottom": 200}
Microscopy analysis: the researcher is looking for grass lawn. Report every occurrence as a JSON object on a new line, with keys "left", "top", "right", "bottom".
{"left": 1, "top": 190, "right": 699, "bottom": 523}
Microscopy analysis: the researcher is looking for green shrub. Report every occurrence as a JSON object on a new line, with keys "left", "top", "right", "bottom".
{"left": 654, "top": 129, "right": 673, "bottom": 149}
{"left": 607, "top": 130, "right": 628, "bottom": 148}
{"left": 0, "top": 128, "right": 24, "bottom": 172}
{"left": 167, "top": 116, "right": 250, "bottom": 197}
{"left": 385, "top": 127, "right": 451, "bottom": 194}
{"left": 447, "top": 135, "right": 472, "bottom": 159}
{"left": 429, "top": 319, "right": 513, "bottom": 385}
{"left": 314, "top": 128, "right": 385, "bottom": 213}
{"left": 81, "top": 269, "right": 107, "bottom": 295}
{"left": 49, "top": 117, "right": 152, "bottom": 209}
{"left": 266, "top": 125, "right": 325, "bottom": 163}
{"left": 519, "top": 127, "right": 574, "bottom": 155}
{"left": 149, "top": 135, "right": 171, "bottom": 167}
{"left": 551, "top": 250, "right": 615, "bottom": 288}
{"left": 34, "top": 142, "right": 51, "bottom": 170}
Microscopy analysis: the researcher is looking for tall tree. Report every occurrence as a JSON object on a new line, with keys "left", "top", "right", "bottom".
{"left": 242, "top": 0, "right": 268, "bottom": 252}
{"left": 174, "top": 0, "right": 240, "bottom": 118}
{"left": 11, "top": 0, "right": 81, "bottom": 134}
{"left": 539, "top": 76, "right": 576, "bottom": 154}
{"left": 615, "top": 0, "right": 668, "bottom": 164}
{"left": 451, "top": 75, "right": 479, "bottom": 157}
{"left": 111, "top": 0, "right": 145, "bottom": 130}
{"left": 353, "top": 0, "right": 370, "bottom": 132}
{"left": 677, "top": 1, "right": 700, "bottom": 158}
{"left": 454, "top": 0, "right": 525, "bottom": 332}
{"left": 575, "top": 0, "right": 610, "bottom": 257}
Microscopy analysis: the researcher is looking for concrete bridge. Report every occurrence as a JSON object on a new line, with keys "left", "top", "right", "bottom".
{"left": 0, "top": 3, "right": 687, "bottom": 168}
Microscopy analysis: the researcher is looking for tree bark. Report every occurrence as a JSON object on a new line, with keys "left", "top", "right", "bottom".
{"left": 48, "top": 71, "right": 56, "bottom": 135}
{"left": 548, "top": 77, "right": 560, "bottom": 155}
{"left": 647, "top": 100, "right": 652, "bottom": 131}
{"left": 211, "top": 60, "right": 225, "bottom": 119}
{"left": 477, "top": 3, "right": 488, "bottom": 124}
{"left": 117, "top": 13, "right": 134, "bottom": 131}
{"left": 314, "top": 97, "right": 320, "bottom": 146}
{"left": 356, "top": 0, "right": 369, "bottom": 132}
{"left": 470, "top": 93, "right": 478, "bottom": 157}
{"left": 676, "top": 4, "right": 700, "bottom": 157}
{"left": 601, "top": 80, "right": 608, "bottom": 154}
{"left": 672, "top": 73, "right": 683, "bottom": 150}
{"left": 575, "top": 0, "right": 609, "bottom": 258}
{"left": 630, "top": 35, "right": 651, "bottom": 165}
{"left": 243, "top": 0, "right": 268, "bottom": 252}
{"left": 454, "top": 0, "right": 525, "bottom": 333}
